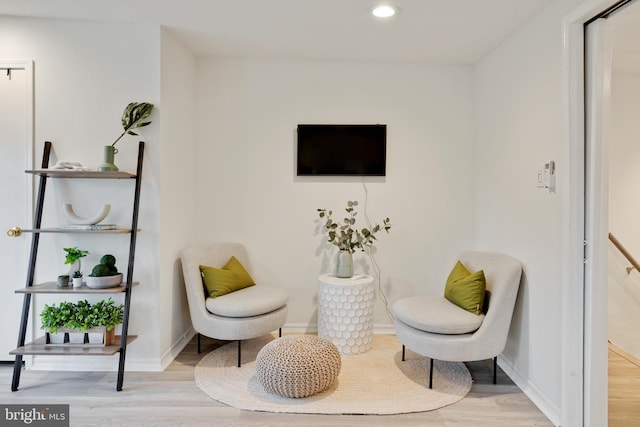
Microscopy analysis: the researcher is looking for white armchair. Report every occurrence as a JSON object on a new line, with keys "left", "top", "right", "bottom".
{"left": 393, "top": 251, "right": 522, "bottom": 388}
{"left": 181, "top": 243, "right": 288, "bottom": 366}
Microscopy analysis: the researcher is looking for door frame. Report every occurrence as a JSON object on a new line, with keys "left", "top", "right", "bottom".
{"left": 563, "top": 1, "right": 632, "bottom": 425}
{"left": 0, "top": 60, "right": 35, "bottom": 363}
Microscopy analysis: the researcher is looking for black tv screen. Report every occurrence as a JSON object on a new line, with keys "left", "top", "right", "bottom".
{"left": 296, "top": 124, "right": 386, "bottom": 176}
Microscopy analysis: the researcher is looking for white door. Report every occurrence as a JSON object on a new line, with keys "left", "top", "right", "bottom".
{"left": 0, "top": 62, "right": 34, "bottom": 361}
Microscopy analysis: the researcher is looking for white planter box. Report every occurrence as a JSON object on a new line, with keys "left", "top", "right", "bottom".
{"left": 68, "top": 332, "right": 85, "bottom": 344}
{"left": 44, "top": 327, "right": 116, "bottom": 347}
{"left": 47, "top": 332, "right": 66, "bottom": 344}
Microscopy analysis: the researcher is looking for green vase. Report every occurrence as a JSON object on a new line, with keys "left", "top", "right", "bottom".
{"left": 336, "top": 250, "right": 354, "bottom": 278}
{"left": 99, "top": 146, "right": 119, "bottom": 171}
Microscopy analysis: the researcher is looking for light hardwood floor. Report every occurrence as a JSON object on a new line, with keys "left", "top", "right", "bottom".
{"left": 609, "top": 344, "right": 640, "bottom": 427}
{"left": 1, "top": 336, "right": 553, "bottom": 427}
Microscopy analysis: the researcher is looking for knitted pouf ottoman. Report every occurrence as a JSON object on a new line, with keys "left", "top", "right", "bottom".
{"left": 255, "top": 335, "right": 341, "bottom": 398}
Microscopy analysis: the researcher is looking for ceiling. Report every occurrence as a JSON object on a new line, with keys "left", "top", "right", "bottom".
{"left": 0, "top": 0, "right": 558, "bottom": 64}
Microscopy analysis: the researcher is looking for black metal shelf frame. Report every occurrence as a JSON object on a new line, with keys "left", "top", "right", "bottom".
{"left": 11, "top": 140, "right": 144, "bottom": 392}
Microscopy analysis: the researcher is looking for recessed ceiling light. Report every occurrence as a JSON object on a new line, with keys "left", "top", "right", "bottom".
{"left": 371, "top": 4, "right": 399, "bottom": 18}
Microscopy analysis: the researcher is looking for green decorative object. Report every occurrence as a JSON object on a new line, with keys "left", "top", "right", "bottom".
{"left": 111, "top": 102, "right": 154, "bottom": 148}
{"left": 336, "top": 250, "right": 354, "bottom": 278}
{"left": 100, "top": 102, "right": 154, "bottom": 172}
{"left": 99, "top": 145, "right": 119, "bottom": 171}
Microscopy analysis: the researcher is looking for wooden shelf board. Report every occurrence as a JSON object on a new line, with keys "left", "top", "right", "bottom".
{"left": 20, "top": 228, "right": 133, "bottom": 234}
{"left": 26, "top": 169, "right": 136, "bottom": 179}
{"left": 15, "top": 281, "right": 139, "bottom": 294}
{"left": 10, "top": 335, "right": 137, "bottom": 356}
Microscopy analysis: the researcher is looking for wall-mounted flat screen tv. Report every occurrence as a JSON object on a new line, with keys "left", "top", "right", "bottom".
{"left": 296, "top": 124, "right": 386, "bottom": 176}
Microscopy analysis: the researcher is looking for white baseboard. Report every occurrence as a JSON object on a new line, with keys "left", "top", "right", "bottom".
{"left": 158, "top": 327, "right": 196, "bottom": 371}
{"left": 498, "top": 355, "right": 561, "bottom": 426}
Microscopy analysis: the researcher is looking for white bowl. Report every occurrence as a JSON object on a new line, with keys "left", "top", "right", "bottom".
{"left": 85, "top": 273, "right": 123, "bottom": 289}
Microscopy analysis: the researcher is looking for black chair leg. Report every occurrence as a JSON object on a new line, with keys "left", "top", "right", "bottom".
{"left": 237, "top": 340, "right": 242, "bottom": 367}
{"left": 493, "top": 356, "right": 497, "bottom": 384}
{"left": 197, "top": 333, "right": 201, "bottom": 354}
{"left": 429, "top": 358, "right": 434, "bottom": 389}
{"left": 278, "top": 328, "right": 282, "bottom": 337}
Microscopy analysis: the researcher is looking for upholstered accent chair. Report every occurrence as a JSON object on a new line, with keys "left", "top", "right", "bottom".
{"left": 181, "top": 243, "right": 288, "bottom": 366}
{"left": 393, "top": 251, "right": 522, "bottom": 388}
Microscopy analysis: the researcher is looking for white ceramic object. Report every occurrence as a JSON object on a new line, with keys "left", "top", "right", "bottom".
{"left": 85, "top": 273, "right": 123, "bottom": 289}
{"left": 63, "top": 203, "right": 111, "bottom": 225}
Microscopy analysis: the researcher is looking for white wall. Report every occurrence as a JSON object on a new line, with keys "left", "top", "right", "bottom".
{"left": 608, "top": 72, "right": 640, "bottom": 359}
{"left": 158, "top": 28, "right": 198, "bottom": 366}
{"left": 194, "top": 58, "right": 477, "bottom": 330}
{"left": 0, "top": 16, "right": 163, "bottom": 370}
{"left": 473, "top": 0, "right": 585, "bottom": 424}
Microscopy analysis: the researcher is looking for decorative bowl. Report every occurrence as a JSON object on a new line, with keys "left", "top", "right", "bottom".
{"left": 85, "top": 273, "right": 123, "bottom": 289}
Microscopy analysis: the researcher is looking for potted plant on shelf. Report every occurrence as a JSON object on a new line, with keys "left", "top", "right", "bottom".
{"left": 100, "top": 102, "right": 154, "bottom": 171}
{"left": 40, "top": 301, "right": 76, "bottom": 344}
{"left": 86, "top": 298, "right": 124, "bottom": 345}
{"left": 72, "top": 270, "right": 83, "bottom": 288}
{"left": 39, "top": 298, "right": 124, "bottom": 346}
{"left": 317, "top": 200, "right": 391, "bottom": 278}
{"left": 63, "top": 246, "right": 89, "bottom": 280}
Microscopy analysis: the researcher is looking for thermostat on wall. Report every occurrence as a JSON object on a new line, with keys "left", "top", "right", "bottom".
{"left": 537, "top": 161, "right": 555, "bottom": 191}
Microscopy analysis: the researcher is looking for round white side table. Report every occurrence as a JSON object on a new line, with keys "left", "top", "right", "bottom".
{"left": 317, "top": 274, "right": 375, "bottom": 354}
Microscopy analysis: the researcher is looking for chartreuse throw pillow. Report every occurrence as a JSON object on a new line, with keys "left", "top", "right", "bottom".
{"left": 200, "top": 256, "right": 255, "bottom": 298}
{"left": 444, "top": 260, "right": 486, "bottom": 315}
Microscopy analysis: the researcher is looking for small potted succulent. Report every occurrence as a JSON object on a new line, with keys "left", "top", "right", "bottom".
{"left": 72, "top": 270, "right": 83, "bottom": 288}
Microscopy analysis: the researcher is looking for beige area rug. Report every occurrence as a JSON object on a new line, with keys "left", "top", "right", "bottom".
{"left": 194, "top": 334, "right": 471, "bottom": 415}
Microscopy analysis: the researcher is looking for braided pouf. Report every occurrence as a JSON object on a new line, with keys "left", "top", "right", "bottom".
{"left": 256, "top": 335, "right": 341, "bottom": 398}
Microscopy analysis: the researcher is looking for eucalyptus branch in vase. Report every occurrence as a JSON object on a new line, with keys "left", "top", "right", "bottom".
{"left": 317, "top": 200, "right": 391, "bottom": 278}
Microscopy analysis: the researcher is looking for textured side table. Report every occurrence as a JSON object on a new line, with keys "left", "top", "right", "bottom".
{"left": 317, "top": 274, "right": 375, "bottom": 354}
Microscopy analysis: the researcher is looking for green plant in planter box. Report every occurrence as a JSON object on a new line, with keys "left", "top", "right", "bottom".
{"left": 67, "top": 299, "right": 92, "bottom": 331}
{"left": 40, "top": 298, "right": 124, "bottom": 333}
{"left": 91, "top": 298, "right": 124, "bottom": 331}
{"left": 40, "top": 301, "right": 77, "bottom": 333}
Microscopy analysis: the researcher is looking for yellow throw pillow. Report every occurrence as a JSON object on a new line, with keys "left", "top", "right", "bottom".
{"left": 200, "top": 256, "right": 255, "bottom": 298}
{"left": 444, "top": 260, "right": 486, "bottom": 315}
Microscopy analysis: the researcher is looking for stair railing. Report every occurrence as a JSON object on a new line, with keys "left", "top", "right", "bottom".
{"left": 609, "top": 232, "right": 640, "bottom": 274}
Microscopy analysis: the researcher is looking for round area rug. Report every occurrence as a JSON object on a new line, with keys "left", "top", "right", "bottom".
{"left": 194, "top": 334, "right": 471, "bottom": 415}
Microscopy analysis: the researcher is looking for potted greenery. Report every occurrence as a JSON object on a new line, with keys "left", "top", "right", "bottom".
{"left": 317, "top": 200, "right": 391, "bottom": 278}
{"left": 100, "top": 102, "right": 154, "bottom": 171}
{"left": 40, "top": 301, "right": 76, "bottom": 343}
{"left": 72, "top": 270, "right": 83, "bottom": 288}
{"left": 39, "top": 298, "right": 124, "bottom": 346}
{"left": 64, "top": 246, "right": 89, "bottom": 279}
{"left": 87, "top": 298, "right": 124, "bottom": 345}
